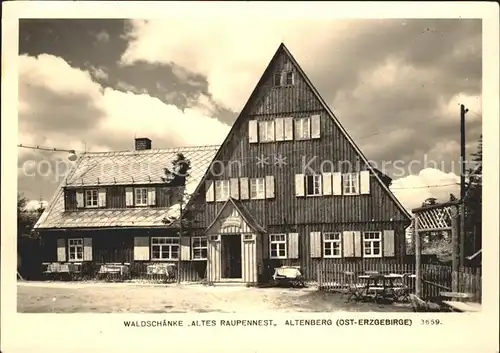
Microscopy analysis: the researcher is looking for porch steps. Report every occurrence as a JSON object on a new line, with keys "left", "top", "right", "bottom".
{"left": 212, "top": 281, "right": 249, "bottom": 287}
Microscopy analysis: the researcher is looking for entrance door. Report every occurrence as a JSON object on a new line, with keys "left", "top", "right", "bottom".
{"left": 221, "top": 234, "right": 242, "bottom": 279}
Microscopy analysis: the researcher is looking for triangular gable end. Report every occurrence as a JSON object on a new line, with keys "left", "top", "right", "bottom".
{"left": 206, "top": 198, "right": 265, "bottom": 235}
{"left": 189, "top": 43, "right": 411, "bottom": 222}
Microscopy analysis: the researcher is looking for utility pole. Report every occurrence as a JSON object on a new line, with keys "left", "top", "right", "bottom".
{"left": 177, "top": 197, "right": 183, "bottom": 285}
{"left": 460, "top": 104, "right": 468, "bottom": 267}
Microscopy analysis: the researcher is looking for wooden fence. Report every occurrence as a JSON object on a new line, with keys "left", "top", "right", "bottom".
{"left": 317, "top": 262, "right": 482, "bottom": 302}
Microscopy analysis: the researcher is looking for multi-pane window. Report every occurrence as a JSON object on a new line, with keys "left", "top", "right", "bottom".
{"left": 151, "top": 237, "right": 179, "bottom": 260}
{"left": 215, "top": 180, "right": 230, "bottom": 201}
{"left": 285, "top": 71, "right": 294, "bottom": 86}
{"left": 343, "top": 173, "right": 359, "bottom": 195}
{"left": 68, "top": 238, "right": 83, "bottom": 261}
{"left": 363, "top": 232, "right": 382, "bottom": 258}
{"left": 294, "top": 118, "right": 310, "bottom": 139}
{"left": 306, "top": 175, "right": 322, "bottom": 196}
{"left": 192, "top": 236, "right": 208, "bottom": 260}
{"left": 323, "top": 233, "right": 341, "bottom": 258}
{"left": 270, "top": 234, "right": 287, "bottom": 259}
{"left": 250, "top": 178, "right": 265, "bottom": 199}
{"left": 258, "top": 120, "right": 275, "bottom": 142}
{"left": 85, "top": 189, "right": 98, "bottom": 207}
{"left": 135, "top": 187, "right": 148, "bottom": 206}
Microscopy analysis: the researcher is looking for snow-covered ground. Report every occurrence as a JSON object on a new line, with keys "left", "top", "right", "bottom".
{"left": 17, "top": 281, "right": 412, "bottom": 313}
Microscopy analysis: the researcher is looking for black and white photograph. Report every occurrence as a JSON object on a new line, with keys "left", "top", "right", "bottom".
{"left": 2, "top": 4, "right": 499, "bottom": 352}
{"left": 13, "top": 16, "right": 488, "bottom": 314}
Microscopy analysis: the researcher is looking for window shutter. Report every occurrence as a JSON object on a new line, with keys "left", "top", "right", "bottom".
{"left": 342, "top": 231, "right": 354, "bottom": 257}
{"left": 97, "top": 188, "right": 106, "bottom": 207}
{"left": 205, "top": 180, "right": 215, "bottom": 202}
{"left": 310, "top": 232, "right": 322, "bottom": 258}
{"left": 311, "top": 114, "right": 321, "bottom": 139}
{"left": 360, "top": 171, "right": 370, "bottom": 194}
{"left": 57, "top": 238, "right": 66, "bottom": 262}
{"left": 83, "top": 237, "right": 93, "bottom": 261}
{"left": 146, "top": 187, "right": 156, "bottom": 206}
{"left": 134, "top": 237, "right": 150, "bottom": 261}
{"left": 332, "top": 172, "right": 342, "bottom": 195}
{"left": 383, "top": 230, "right": 395, "bottom": 257}
{"left": 353, "top": 231, "right": 362, "bottom": 257}
{"left": 284, "top": 117, "right": 293, "bottom": 141}
{"left": 288, "top": 233, "right": 299, "bottom": 259}
{"left": 265, "top": 175, "right": 275, "bottom": 198}
{"left": 76, "top": 190, "right": 84, "bottom": 208}
{"left": 295, "top": 174, "right": 305, "bottom": 197}
{"left": 291, "top": 72, "right": 295, "bottom": 85}
{"left": 322, "top": 172, "right": 332, "bottom": 195}
{"left": 230, "top": 178, "right": 239, "bottom": 199}
{"left": 125, "top": 187, "right": 134, "bottom": 206}
{"left": 269, "top": 120, "right": 275, "bottom": 141}
{"left": 180, "top": 236, "right": 191, "bottom": 260}
{"left": 240, "top": 177, "right": 249, "bottom": 200}
{"left": 262, "top": 233, "right": 269, "bottom": 259}
{"left": 248, "top": 120, "right": 258, "bottom": 143}
{"left": 275, "top": 118, "right": 284, "bottom": 141}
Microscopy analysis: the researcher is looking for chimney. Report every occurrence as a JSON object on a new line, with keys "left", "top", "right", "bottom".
{"left": 135, "top": 137, "right": 152, "bottom": 151}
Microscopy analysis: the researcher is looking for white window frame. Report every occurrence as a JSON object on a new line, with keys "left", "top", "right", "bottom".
{"left": 258, "top": 120, "right": 274, "bottom": 142}
{"left": 305, "top": 174, "right": 322, "bottom": 196}
{"left": 151, "top": 237, "right": 180, "bottom": 260}
{"left": 250, "top": 178, "right": 265, "bottom": 200}
{"left": 192, "top": 236, "right": 208, "bottom": 260}
{"left": 323, "top": 232, "right": 342, "bottom": 258}
{"left": 343, "top": 173, "right": 359, "bottom": 195}
{"left": 294, "top": 117, "right": 311, "bottom": 140}
{"left": 134, "top": 187, "right": 148, "bottom": 206}
{"left": 68, "top": 238, "right": 83, "bottom": 262}
{"left": 215, "top": 180, "right": 230, "bottom": 202}
{"left": 363, "top": 232, "right": 382, "bottom": 258}
{"left": 284, "top": 71, "right": 294, "bottom": 86}
{"left": 85, "top": 189, "right": 99, "bottom": 208}
{"left": 270, "top": 234, "right": 287, "bottom": 259}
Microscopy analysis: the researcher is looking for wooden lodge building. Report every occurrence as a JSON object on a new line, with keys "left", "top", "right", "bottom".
{"left": 35, "top": 43, "right": 411, "bottom": 284}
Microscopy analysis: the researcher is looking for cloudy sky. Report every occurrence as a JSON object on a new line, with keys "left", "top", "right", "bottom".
{"left": 17, "top": 18, "right": 482, "bottom": 212}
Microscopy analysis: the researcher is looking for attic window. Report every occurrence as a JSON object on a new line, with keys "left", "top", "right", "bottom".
{"left": 85, "top": 189, "right": 98, "bottom": 208}
{"left": 285, "top": 71, "right": 294, "bottom": 86}
{"left": 273, "top": 73, "right": 282, "bottom": 87}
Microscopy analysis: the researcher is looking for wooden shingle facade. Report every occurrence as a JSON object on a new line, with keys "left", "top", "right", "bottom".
{"left": 35, "top": 43, "right": 411, "bottom": 284}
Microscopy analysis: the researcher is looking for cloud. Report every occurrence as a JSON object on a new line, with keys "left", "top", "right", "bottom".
{"left": 25, "top": 200, "right": 49, "bottom": 211}
{"left": 18, "top": 53, "right": 231, "bottom": 199}
{"left": 391, "top": 168, "right": 460, "bottom": 212}
{"left": 96, "top": 30, "right": 110, "bottom": 43}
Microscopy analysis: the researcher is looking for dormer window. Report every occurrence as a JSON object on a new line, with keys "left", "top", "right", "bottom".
{"left": 135, "top": 187, "right": 148, "bottom": 206}
{"left": 85, "top": 189, "right": 99, "bottom": 208}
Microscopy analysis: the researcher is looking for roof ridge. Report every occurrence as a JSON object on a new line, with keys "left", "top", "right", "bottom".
{"left": 82, "top": 144, "right": 221, "bottom": 156}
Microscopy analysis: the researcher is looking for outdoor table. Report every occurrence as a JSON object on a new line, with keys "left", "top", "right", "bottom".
{"left": 440, "top": 291, "right": 475, "bottom": 300}
{"left": 358, "top": 274, "right": 403, "bottom": 302}
{"left": 442, "top": 300, "right": 481, "bottom": 312}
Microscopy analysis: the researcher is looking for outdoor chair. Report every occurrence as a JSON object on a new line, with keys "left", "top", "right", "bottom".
{"left": 393, "top": 273, "right": 412, "bottom": 302}
{"left": 344, "top": 271, "right": 366, "bottom": 303}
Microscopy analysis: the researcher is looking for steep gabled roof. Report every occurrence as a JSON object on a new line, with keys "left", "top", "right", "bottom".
{"left": 206, "top": 197, "right": 266, "bottom": 234}
{"left": 187, "top": 43, "right": 412, "bottom": 221}
{"left": 35, "top": 145, "right": 219, "bottom": 229}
